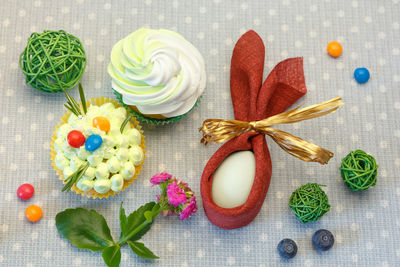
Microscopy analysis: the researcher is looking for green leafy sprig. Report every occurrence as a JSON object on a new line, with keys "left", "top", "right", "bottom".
{"left": 55, "top": 202, "right": 162, "bottom": 267}
{"left": 120, "top": 114, "right": 132, "bottom": 134}
{"left": 62, "top": 162, "right": 89, "bottom": 192}
{"left": 63, "top": 83, "right": 87, "bottom": 116}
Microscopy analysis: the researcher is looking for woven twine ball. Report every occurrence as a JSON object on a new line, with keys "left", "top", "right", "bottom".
{"left": 289, "top": 183, "right": 330, "bottom": 223}
{"left": 340, "top": 150, "right": 378, "bottom": 191}
{"left": 19, "top": 30, "right": 86, "bottom": 93}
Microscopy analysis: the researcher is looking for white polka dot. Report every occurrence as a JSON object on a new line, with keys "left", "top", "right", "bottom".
{"left": 268, "top": 9, "right": 276, "bottom": 16}
{"left": 337, "top": 10, "right": 345, "bottom": 17}
{"left": 172, "top": 0, "right": 178, "bottom": 8}
{"left": 267, "top": 34, "right": 274, "bottom": 42}
{"left": 381, "top": 230, "right": 389, "bottom": 238}
{"left": 0, "top": 45, "right": 6, "bottom": 54}
{"left": 351, "top": 223, "right": 359, "bottom": 232}
{"left": 310, "top": 5, "right": 317, "bottom": 12}
{"left": 378, "top": 32, "right": 386, "bottom": 39}
{"left": 199, "top": 7, "right": 206, "bottom": 13}
{"left": 365, "top": 122, "right": 374, "bottom": 131}
{"left": 281, "top": 24, "right": 289, "bottom": 31}
{"left": 97, "top": 55, "right": 105, "bottom": 62}
{"left": 100, "top": 28, "right": 108, "bottom": 36}
{"left": 351, "top": 52, "right": 358, "bottom": 60}
{"left": 197, "top": 249, "right": 204, "bottom": 258}
{"left": 309, "top": 31, "right": 317, "bottom": 38}
{"left": 43, "top": 250, "right": 52, "bottom": 259}
{"left": 395, "top": 130, "right": 400, "bottom": 137}
{"left": 158, "top": 163, "right": 166, "bottom": 171}
{"left": 379, "top": 84, "right": 387, "bottom": 93}
{"left": 145, "top": 0, "right": 152, "bottom": 5}
{"left": 241, "top": 2, "right": 248, "bottom": 10}
{"left": 393, "top": 75, "right": 400, "bottom": 82}
{"left": 291, "top": 179, "right": 300, "bottom": 187}
{"left": 321, "top": 127, "right": 330, "bottom": 135}
{"left": 13, "top": 243, "right": 21, "bottom": 251}
{"left": 276, "top": 191, "right": 284, "bottom": 199}
{"left": 183, "top": 231, "right": 191, "bottom": 238}
{"left": 212, "top": 22, "right": 219, "bottom": 30}
{"left": 393, "top": 22, "right": 400, "bottom": 30}
{"left": 336, "top": 144, "right": 343, "bottom": 153}
{"left": 2, "top": 117, "right": 8, "bottom": 125}
{"left": 396, "top": 158, "right": 400, "bottom": 167}
{"left": 364, "top": 42, "right": 373, "bottom": 49}
{"left": 15, "top": 135, "right": 22, "bottom": 142}
{"left": 253, "top": 19, "right": 261, "bottom": 26}
{"left": 364, "top": 16, "right": 372, "bottom": 23}
{"left": 308, "top": 57, "right": 316, "bottom": 64}
{"left": 352, "top": 254, "right": 358, "bottom": 263}
{"left": 1, "top": 224, "right": 8, "bottom": 233}
{"left": 226, "top": 12, "right": 234, "bottom": 20}
{"left": 46, "top": 113, "right": 55, "bottom": 121}
{"left": 158, "top": 14, "right": 164, "bottom": 21}
{"left": 72, "top": 23, "right": 80, "bottom": 30}
{"left": 323, "top": 20, "right": 331, "bottom": 27}
{"left": 84, "top": 39, "right": 92, "bottom": 46}
{"left": 378, "top": 6, "right": 385, "bottom": 13}
{"left": 295, "top": 40, "right": 303, "bottom": 48}
{"left": 243, "top": 244, "right": 251, "bottom": 253}
{"left": 61, "top": 7, "right": 70, "bottom": 14}
{"left": 351, "top": 1, "right": 358, "bottom": 7}
{"left": 225, "top": 38, "right": 233, "bottom": 46}
{"left": 275, "top": 221, "right": 282, "bottom": 229}
{"left": 73, "top": 258, "right": 82, "bottom": 266}
{"left": 276, "top": 161, "right": 286, "bottom": 169}
{"left": 30, "top": 123, "right": 37, "bottom": 132}
{"left": 281, "top": 50, "right": 288, "bottom": 58}
{"left": 227, "top": 256, "right": 236, "bottom": 265}
{"left": 2, "top": 18, "right": 10, "bottom": 27}
{"left": 336, "top": 62, "right": 344, "bottom": 70}
{"left": 115, "top": 18, "right": 123, "bottom": 25}
{"left": 308, "top": 82, "right": 316, "bottom": 91}
{"left": 351, "top": 134, "right": 359, "bottom": 142}
{"left": 197, "top": 32, "right": 204, "bottom": 40}
{"left": 379, "top": 140, "right": 388, "bottom": 149}
{"left": 185, "top": 16, "right": 192, "bottom": 24}
{"left": 43, "top": 142, "right": 50, "bottom": 150}
{"left": 306, "top": 168, "right": 315, "bottom": 175}
{"left": 103, "top": 3, "right": 111, "bottom": 9}
{"left": 34, "top": 96, "right": 41, "bottom": 103}
{"left": 282, "top": 0, "right": 290, "bottom": 6}
{"left": 222, "top": 92, "right": 230, "bottom": 100}
{"left": 351, "top": 26, "right": 359, "bottom": 33}
{"left": 19, "top": 9, "right": 26, "bottom": 17}
{"left": 174, "top": 152, "right": 182, "bottom": 161}
{"left": 296, "top": 15, "right": 304, "bottom": 22}
{"left": 351, "top": 106, "right": 359, "bottom": 113}
{"left": 323, "top": 73, "right": 330, "bottom": 80}
{"left": 366, "top": 241, "right": 374, "bottom": 250}
{"left": 335, "top": 203, "right": 344, "bottom": 213}
{"left": 239, "top": 28, "right": 247, "bottom": 35}
{"left": 88, "top": 13, "right": 96, "bottom": 20}
{"left": 210, "top": 48, "right": 218, "bottom": 55}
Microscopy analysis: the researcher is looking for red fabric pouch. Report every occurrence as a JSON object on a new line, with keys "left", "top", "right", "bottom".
{"left": 200, "top": 30, "right": 307, "bottom": 229}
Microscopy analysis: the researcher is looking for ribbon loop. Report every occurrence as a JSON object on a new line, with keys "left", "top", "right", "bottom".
{"left": 200, "top": 97, "right": 343, "bottom": 164}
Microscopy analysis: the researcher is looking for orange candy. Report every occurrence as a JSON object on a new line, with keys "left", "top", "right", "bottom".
{"left": 327, "top": 41, "right": 343, "bottom": 57}
{"left": 93, "top": 116, "right": 111, "bottom": 132}
{"left": 25, "top": 205, "right": 43, "bottom": 222}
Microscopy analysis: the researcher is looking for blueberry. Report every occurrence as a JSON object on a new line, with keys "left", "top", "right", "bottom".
{"left": 312, "top": 229, "right": 334, "bottom": 251}
{"left": 277, "top": 239, "right": 298, "bottom": 259}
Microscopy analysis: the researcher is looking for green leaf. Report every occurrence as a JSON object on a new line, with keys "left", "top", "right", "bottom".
{"left": 119, "top": 202, "right": 127, "bottom": 234}
{"left": 102, "top": 245, "right": 121, "bottom": 267}
{"left": 123, "top": 202, "right": 158, "bottom": 242}
{"left": 127, "top": 241, "right": 159, "bottom": 259}
{"left": 78, "top": 83, "right": 87, "bottom": 115}
{"left": 55, "top": 208, "right": 114, "bottom": 251}
{"left": 144, "top": 211, "right": 153, "bottom": 222}
{"left": 120, "top": 114, "right": 132, "bottom": 134}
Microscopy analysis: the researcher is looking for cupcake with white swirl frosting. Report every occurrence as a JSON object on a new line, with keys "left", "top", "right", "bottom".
{"left": 108, "top": 28, "right": 206, "bottom": 123}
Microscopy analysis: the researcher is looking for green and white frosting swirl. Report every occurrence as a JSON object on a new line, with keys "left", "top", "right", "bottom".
{"left": 107, "top": 28, "right": 206, "bottom": 118}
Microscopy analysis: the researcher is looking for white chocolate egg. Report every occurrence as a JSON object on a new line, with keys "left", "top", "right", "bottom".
{"left": 211, "top": 151, "right": 256, "bottom": 209}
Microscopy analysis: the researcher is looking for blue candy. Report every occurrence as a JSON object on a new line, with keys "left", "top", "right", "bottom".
{"left": 85, "top": 134, "right": 103, "bottom": 151}
{"left": 277, "top": 239, "right": 297, "bottom": 259}
{"left": 312, "top": 229, "right": 334, "bottom": 251}
{"left": 354, "top": 67, "right": 370, "bottom": 84}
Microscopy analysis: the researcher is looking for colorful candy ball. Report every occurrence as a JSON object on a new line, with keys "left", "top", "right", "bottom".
{"left": 67, "top": 130, "right": 86, "bottom": 148}
{"left": 354, "top": 67, "right": 370, "bottom": 84}
{"left": 327, "top": 41, "right": 343, "bottom": 57}
{"left": 85, "top": 134, "right": 103, "bottom": 151}
{"left": 25, "top": 205, "right": 43, "bottom": 222}
{"left": 93, "top": 116, "right": 111, "bottom": 132}
{"left": 17, "top": 183, "right": 35, "bottom": 200}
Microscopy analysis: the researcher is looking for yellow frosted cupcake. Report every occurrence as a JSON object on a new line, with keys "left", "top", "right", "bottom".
{"left": 50, "top": 85, "right": 145, "bottom": 199}
{"left": 108, "top": 28, "right": 206, "bottom": 124}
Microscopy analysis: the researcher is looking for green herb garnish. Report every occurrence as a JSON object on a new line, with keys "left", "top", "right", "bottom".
{"left": 62, "top": 82, "right": 87, "bottom": 116}
{"left": 62, "top": 162, "right": 89, "bottom": 192}
{"left": 120, "top": 114, "right": 132, "bottom": 134}
{"left": 56, "top": 202, "right": 161, "bottom": 267}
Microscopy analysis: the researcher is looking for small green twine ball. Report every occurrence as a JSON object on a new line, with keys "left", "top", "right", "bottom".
{"left": 19, "top": 30, "right": 86, "bottom": 93}
{"left": 340, "top": 150, "right": 378, "bottom": 191}
{"left": 289, "top": 183, "right": 330, "bottom": 223}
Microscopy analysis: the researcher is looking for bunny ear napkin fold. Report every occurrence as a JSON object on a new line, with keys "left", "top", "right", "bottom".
{"left": 199, "top": 30, "right": 343, "bottom": 229}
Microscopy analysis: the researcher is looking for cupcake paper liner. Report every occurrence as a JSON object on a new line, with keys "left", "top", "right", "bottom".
{"left": 113, "top": 90, "right": 201, "bottom": 125}
{"left": 50, "top": 97, "right": 146, "bottom": 199}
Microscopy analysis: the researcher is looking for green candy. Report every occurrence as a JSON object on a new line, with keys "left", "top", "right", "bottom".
{"left": 340, "top": 150, "right": 378, "bottom": 191}
{"left": 289, "top": 183, "right": 330, "bottom": 223}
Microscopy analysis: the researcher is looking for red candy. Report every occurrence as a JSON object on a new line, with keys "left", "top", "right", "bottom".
{"left": 17, "top": 183, "right": 34, "bottom": 200}
{"left": 67, "top": 130, "right": 86, "bottom": 148}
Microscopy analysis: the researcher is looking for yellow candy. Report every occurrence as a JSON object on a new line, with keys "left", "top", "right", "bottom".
{"left": 93, "top": 116, "right": 110, "bottom": 132}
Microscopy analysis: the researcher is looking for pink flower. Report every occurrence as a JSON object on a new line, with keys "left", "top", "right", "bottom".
{"left": 150, "top": 172, "right": 172, "bottom": 186}
{"left": 167, "top": 182, "right": 187, "bottom": 207}
{"left": 179, "top": 196, "right": 198, "bottom": 220}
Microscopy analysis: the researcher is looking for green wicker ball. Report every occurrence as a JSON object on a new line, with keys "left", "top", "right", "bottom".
{"left": 340, "top": 150, "right": 378, "bottom": 191}
{"left": 19, "top": 30, "right": 86, "bottom": 93}
{"left": 289, "top": 183, "right": 330, "bottom": 223}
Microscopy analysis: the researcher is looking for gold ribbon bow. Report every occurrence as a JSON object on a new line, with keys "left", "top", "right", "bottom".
{"left": 200, "top": 97, "right": 344, "bottom": 164}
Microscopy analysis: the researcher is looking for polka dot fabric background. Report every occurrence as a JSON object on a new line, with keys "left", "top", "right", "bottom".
{"left": 0, "top": 0, "right": 400, "bottom": 266}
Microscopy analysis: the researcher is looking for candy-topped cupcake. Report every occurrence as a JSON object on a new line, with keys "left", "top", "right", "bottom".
{"left": 50, "top": 85, "right": 145, "bottom": 199}
{"left": 108, "top": 28, "right": 206, "bottom": 124}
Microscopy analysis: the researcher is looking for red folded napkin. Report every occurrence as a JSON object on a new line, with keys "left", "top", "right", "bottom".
{"left": 200, "top": 30, "right": 307, "bottom": 229}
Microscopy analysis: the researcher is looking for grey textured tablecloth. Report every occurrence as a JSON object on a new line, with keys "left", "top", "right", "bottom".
{"left": 1, "top": 0, "right": 400, "bottom": 266}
